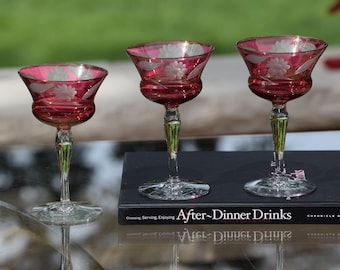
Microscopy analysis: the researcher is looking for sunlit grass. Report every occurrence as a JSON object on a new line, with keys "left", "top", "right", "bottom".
{"left": 0, "top": 0, "right": 338, "bottom": 67}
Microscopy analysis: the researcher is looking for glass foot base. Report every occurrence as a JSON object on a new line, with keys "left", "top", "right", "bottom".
{"left": 244, "top": 177, "right": 316, "bottom": 198}
{"left": 31, "top": 201, "right": 102, "bottom": 225}
{"left": 138, "top": 179, "right": 210, "bottom": 200}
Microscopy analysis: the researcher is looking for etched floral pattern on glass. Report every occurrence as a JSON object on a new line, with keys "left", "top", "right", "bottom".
{"left": 236, "top": 35, "right": 327, "bottom": 199}
{"left": 126, "top": 41, "right": 214, "bottom": 201}
{"left": 18, "top": 63, "right": 108, "bottom": 225}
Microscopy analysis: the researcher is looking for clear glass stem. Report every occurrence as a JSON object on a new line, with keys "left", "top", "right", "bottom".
{"left": 31, "top": 128, "right": 102, "bottom": 224}
{"left": 276, "top": 243, "right": 284, "bottom": 270}
{"left": 270, "top": 104, "right": 288, "bottom": 175}
{"left": 60, "top": 226, "right": 73, "bottom": 270}
{"left": 56, "top": 128, "right": 73, "bottom": 203}
{"left": 171, "top": 244, "right": 179, "bottom": 270}
{"left": 244, "top": 103, "right": 315, "bottom": 198}
{"left": 138, "top": 106, "right": 209, "bottom": 200}
{"left": 164, "top": 107, "right": 181, "bottom": 183}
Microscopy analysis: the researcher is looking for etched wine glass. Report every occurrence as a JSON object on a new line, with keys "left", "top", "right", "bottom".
{"left": 236, "top": 35, "right": 327, "bottom": 198}
{"left": 127, "top": 41, "right": 214, "bottom": 200}
{"left": 18, "top": 63, "right": 108, "bottom": 224}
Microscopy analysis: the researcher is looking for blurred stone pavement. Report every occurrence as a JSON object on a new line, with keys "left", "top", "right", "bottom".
{"left": 1, "top": 47, "right": 340, "bottom": 144}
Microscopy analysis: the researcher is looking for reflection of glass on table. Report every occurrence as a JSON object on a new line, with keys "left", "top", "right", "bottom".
{"left": 0, "top": 131, "right": 340, "bottom": 268}
{"left": 0, "top": 201, "right": 103, "bottom": 269}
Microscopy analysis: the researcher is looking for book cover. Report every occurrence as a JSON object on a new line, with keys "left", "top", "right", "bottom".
{"left": 118, "top": 151, "right": 340, "bottom": 225}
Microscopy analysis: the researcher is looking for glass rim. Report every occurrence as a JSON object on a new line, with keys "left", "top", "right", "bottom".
{"left": 126, "top": 40, "right": 215, "bottom": 60}
{"left": 18, "top": 63, "right": 108, "bottom": 82}
{"left": 236, "top": 35, "right": 328, "bottom": 55}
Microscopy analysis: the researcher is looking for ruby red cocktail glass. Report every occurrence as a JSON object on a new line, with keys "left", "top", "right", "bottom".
{"left": 19, "top": 63, "right": 108, "bottom": 224}
{"left": 127, "top": 41, "right": 214, "bottom": 200}
{"left": 237, "top": 36, "right": 327, "bottom": 198}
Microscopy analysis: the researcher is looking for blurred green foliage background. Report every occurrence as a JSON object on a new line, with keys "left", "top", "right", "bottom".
{"left": 0, "top": 0, "right": 339, "bottom": 67}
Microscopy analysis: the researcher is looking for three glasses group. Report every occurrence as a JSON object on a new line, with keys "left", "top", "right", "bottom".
{"left": 18, "top": 35, "right": 327, "bottom": 225}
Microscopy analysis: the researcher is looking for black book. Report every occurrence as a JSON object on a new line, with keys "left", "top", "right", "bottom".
{"left": 118, "top": 151, "right": 340, "bottom": 225}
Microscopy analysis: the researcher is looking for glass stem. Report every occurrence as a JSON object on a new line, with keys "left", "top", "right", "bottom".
{"left": 171, "top": 244, "right": 179, "bottom": 270}
{"left": 60, "top": 226, "right": 72, "bottom": 270}
{"left": 164, "top": 107, "right": 181, "bottom": 183}
{"left": 56, "top": 128, "right": 73, "bottom": 204}
{"left": 270, "top": 104, "right": 288, "bottom": 175}
{"left": 276, "top": 243, "right": 284, "bottom": 270}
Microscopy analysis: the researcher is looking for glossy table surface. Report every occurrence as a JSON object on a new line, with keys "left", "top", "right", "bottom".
{"left": 2, "top": 130, "right": 340, "bottom": 269}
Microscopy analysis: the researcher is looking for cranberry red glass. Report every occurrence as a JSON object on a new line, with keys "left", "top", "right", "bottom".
{"left": 237, "top": 36, "right": 327, "bottom": 198}
{"left": 19, "top": 63, "right": 108, "bottom": 224}
{"left": 127, "top": 41, "right": 214, "bottom": 200}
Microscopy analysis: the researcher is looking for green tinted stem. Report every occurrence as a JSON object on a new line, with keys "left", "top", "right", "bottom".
{"left": 164, "top": 107, "right": 181, "bottom": 182}
{"left": 55, "top": 129, "right": 73, "bottom": 203}
{"left": 270, "top": 105, "right": 288, "bottom": 174}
